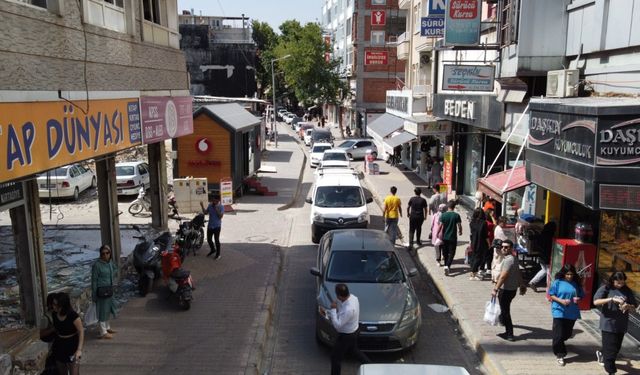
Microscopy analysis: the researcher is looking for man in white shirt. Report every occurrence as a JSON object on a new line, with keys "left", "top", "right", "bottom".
{"left": 322, "top": 283, "right": 370, "bottom": 375}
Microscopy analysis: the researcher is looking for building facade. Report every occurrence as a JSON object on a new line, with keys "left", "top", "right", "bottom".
{"left": 321, "top": 0, "right": 407, "bottom": 136}
{"left": 0, "top": 0, "right": 190, "bottom": 368}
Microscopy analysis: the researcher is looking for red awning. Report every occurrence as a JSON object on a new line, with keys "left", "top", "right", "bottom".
{"left": 476, "top": 166, "right": 529, "bottom": 203}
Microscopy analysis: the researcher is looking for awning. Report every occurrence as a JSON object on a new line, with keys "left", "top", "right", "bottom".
{"left": 496, "top": 77, "right": 528, "bottom": 103}
{"left": 383, "top": 131, "right": 417, "bottom": 149}
{"left": 366, "top": 113, "right": 404, "bottom": 139}
{"left": 476, "top": 166, "right": 529, "bottom": 203}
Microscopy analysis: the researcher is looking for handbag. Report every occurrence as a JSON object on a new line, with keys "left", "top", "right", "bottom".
{"left": 483, "top": 296, "right": 501, "bottom": 326}
{"left": 96, "top": 285, "right": 113, "bottom": 298}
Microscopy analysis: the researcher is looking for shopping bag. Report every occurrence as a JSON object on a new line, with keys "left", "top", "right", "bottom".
{"left": 483, "top": 296, "right": 501, "bottom": 326}
{"left": 84, "top": 303, "right": 98, "bottom": 326}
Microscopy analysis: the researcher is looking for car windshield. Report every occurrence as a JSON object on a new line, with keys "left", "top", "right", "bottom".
{"left": 312, "top": 145, "right": 332, "bottom": 153}
{"left": 116, "top": 166, "right": 135, "bottom": 176}
{"left": 338, "top": 140, "right": 356, "bottom": 148}
{"left": 39, "top": 167, "right": 68, "bottom": 178}
{"left": 314, "top": 186, "right": 363, "bottom": 207}
{"left": 323, "top": 153, "right": 347, "bottom": 161}
{"left": 326, "top": 250, "right": 404, "bottom": 283}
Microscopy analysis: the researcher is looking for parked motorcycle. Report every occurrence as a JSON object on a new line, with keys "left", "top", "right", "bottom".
{"left": 132, "top": 225, "right": 172, "bottom": 296}
{"left": 175, "top": 212, "right": 206, "bottom": 258}
{"left": 161, "top": 241, "right": 194, "bottom": 310}
{"left": 128, "top": 186, "right": 180, "bottom": 218}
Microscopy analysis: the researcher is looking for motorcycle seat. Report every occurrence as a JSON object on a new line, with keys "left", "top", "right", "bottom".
{"left": 171, "top": 268, "right": 190, "bottom": 280}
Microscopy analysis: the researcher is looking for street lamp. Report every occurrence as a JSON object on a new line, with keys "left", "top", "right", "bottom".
{"left": 271, "top": 54, "right": 291, "bottom": 148}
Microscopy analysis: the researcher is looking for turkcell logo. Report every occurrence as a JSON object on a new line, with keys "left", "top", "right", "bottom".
{"left": 427, "top": 0, "right": 446, "bottom": 17}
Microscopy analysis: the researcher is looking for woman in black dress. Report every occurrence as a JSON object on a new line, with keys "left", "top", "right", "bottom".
{"left": 52, "top": 293, "right": 84, "bottom": 375}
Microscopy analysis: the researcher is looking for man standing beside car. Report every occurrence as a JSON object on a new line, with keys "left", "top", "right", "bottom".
{"left": 200, "top": 194, "right": 224, "bottom": 259}
{"left": 321, "top": 283, "right": 370, "bottom": 375}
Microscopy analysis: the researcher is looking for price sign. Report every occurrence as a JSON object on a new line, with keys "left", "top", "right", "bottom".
{"left": 220, "top": 177, "right": 233, "bottom": 206}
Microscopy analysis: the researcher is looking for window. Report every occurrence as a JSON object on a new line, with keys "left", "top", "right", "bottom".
{"left": 371, "top": 30, "right": 385, "bottom": 46}
{"left": 346, "top": 17, "right": 352, "bottom": 37}
{"left": 372, "top": 0, "right": 386, "bottom": 5}
{"left": 143, "top": 0, "right": 162, "bottom": 25}
{"left": 104, "top": 0, "right": 124, "bottom": 7}
{"left": 413, "top": 5, "right": 420, "bottom": 33}
{"left": 500, "top": 0, "right": 519, "bottom": 46}
{"left": 16, "top": 0, "right": 46, "bottom": 8}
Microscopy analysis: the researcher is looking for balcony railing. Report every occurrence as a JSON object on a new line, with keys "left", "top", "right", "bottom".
{"left": 399, "top": 0, "right": 411, "bottom": 10}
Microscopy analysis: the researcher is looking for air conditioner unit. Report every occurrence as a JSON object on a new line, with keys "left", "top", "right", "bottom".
{"left": 546, "top": 69, "right": 579, "bottom": 98}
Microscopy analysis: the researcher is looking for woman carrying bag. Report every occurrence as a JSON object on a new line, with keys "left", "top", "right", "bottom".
{"left": 91, "top": 244, "right": 118, "bottom": 339}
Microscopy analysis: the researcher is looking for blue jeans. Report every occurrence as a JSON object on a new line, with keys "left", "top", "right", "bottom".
{"left": 385, "top": 218, "right": 399, "bottom": 244}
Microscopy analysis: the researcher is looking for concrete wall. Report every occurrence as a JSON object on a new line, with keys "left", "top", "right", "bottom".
{"left": 0, "top": 0, "right": 188, "bottom": 92}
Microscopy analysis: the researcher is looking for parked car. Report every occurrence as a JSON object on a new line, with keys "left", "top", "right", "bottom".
{"left": 298, "top": 122, "right": 315, "bottom": 138}
{"left": 336, "top": 138, "right": 378, "bottom": 160}
{"left": 38, "top": 164, "right": 96, "bottom": 200}
{"left": 304, "top": 128, "right": 314, "bottom": 146}
{"left": 309, "top": 142, "right": 333, "bottom": 168}
{"left": 319, "top": 149, "right": 350, "bottom": 169}
{"left": 310, "top": 229, "right": 421, "bottom": 351}
{"left": 116, "top": 161, "right": 150, "bottom": 196}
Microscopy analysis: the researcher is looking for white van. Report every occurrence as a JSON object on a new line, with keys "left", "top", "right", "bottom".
{"left": 305, "top": 169, "right": 373, "bottom": 243}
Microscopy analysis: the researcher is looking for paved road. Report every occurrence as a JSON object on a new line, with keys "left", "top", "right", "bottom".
{"left": 263, "top": 149, "right": 484, "bottom": 374}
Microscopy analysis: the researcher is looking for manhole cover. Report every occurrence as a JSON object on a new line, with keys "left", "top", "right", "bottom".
{"left": 246, "top": 235, "right": 269, "bottom": 243}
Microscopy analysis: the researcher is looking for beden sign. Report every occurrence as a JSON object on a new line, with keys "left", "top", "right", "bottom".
{"left": 443, "top": 99, "right": 475, "bottom": 120}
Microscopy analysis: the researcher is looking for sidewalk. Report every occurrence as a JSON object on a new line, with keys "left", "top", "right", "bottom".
{"left": 338, "top": 137, "right": 640, "bottom": 373}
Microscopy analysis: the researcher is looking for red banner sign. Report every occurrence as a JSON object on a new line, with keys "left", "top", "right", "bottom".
{"left": 371, "top": 10, "right": 386, "bottom": 25}
{"left": 443, "top": 145, "right": 453, "bottom": 193}
{"left": 365, "top": 51, "right": 388, "bottom": 65}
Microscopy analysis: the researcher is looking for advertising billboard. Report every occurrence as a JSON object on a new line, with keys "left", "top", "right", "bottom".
{"left": 140, "top": 96, "right": 193, "bottom": 144}
{"left": 444, "top": 0, "right": 481, "bottom": 46}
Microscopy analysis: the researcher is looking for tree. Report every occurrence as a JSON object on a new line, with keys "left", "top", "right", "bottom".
{"left": 252, "top": 21, "right": 279, "bottom": 99}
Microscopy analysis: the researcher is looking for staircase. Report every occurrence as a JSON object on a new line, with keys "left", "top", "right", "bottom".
{"left": 243, "top": 176, "right": 277, "bottom": 196}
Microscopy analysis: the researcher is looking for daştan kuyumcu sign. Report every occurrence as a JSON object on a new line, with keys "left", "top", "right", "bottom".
{"left": 444, "top": 0, "right": 481, "bottom": 46}
{"left": 0, "top": 99, "right": 142, "bottom": 182}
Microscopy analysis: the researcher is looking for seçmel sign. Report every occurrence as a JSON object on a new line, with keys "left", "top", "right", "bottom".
{"left": 365, "top": 51, "right": 388, "bottom": 65}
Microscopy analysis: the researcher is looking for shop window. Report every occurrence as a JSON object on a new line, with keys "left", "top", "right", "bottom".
{"left": 598, "top": 211, "right": 640, "bottom": 306}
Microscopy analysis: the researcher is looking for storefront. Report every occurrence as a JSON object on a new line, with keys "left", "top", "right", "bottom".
{"left": 433, "top": 93, "right": 503, "bottom": 197}
{"left": 526, "top": 97, "right": 640, "bottom": 339}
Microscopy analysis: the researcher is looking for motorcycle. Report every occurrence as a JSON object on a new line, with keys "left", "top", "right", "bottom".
{"left": 128, "top": 186, "right": 180, "bottom": 218}
{"left": 132, "top": 225, "right": 172, "bottom": 296}
{"left": 161, "top": 241, "right": 194, "bottom": 310}
{"left": 175, "top": 212, "right": 206, "bottom": 258}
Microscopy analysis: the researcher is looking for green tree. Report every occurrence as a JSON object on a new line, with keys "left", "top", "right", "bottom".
{"left": 251, "top": 21, "right": 279, "bottom": 99}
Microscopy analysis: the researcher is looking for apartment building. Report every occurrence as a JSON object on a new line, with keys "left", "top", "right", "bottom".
{"left": 321, "top": 0, "right": 406, "bottom": 136}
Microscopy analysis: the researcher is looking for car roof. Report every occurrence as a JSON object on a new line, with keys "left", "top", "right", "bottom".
{"left": 326, "top": 230, "right": 393, "bottom": 252}
{"left": 315, "top": 172, "right": 360, "bottom": 187}
{"left": 115, "top": 161, "right": 146, "bottom": 167}
{"left": 312, "top": 142, "right": 332, "bottom": 149}
{"left": 324, "top": 149, "right": 347, "bottom": 154}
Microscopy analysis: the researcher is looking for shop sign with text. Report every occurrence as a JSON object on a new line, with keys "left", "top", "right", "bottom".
{"left": 426, "top": 0, "right": 446, "bottom": 17}
{"left": 141, "top": 96, "right": 193, "bottom": 144}
{"left": 444, "top": 0, "right": 481, "bottom": 46}
{"left": 365, "top": 50, "right": 388, "bottom": 65}
{"left": 443, "top": 145, "right": 453, "bottom": 193}
{"left": 0, "top": 99, "right": 141, "bottom": 182}
{"left": 528, "top": 111, "right": 596, "bottom": 164}
{"left": 596, "top": 117, "right": 640, "bottom": 166}
{"left": 442, "top": 65, "right": 494, "bottom": 91}
{"left": 421, "top": 17, "right": 444, "bottom": 37}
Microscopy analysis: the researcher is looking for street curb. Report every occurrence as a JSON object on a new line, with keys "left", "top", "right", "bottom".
{"left": 245, "top": 245, "right": 284, "bottom": 375}
{"left": 277, "top": 127, "right": 308, "bottom": 212}
{"left": 360, "top": 172, "right": 503, "bottom": 375}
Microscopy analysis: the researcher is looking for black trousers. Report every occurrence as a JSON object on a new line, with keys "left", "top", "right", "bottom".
{"left": 471, "top": 247, "right": 488, "bottom": 273}
{"left": 552, "top": 318, "right": 576, "bottom": 357}
{"left": 331, "top": 332, "right": 370, "bottom": 375}
{"left": 206, "top": 226, "right": 221, "bottom": 257}
{"left": 498, "top": 289, "right": 517, "bottom": 336}
{"left": 602, "top": 330, "right": 625, "bottom": 374}
{"left": 441, "top": 240, "right": 457, "bottom": 268}
{"left": 408, "top": 217, "right": 425, "bottom": 245}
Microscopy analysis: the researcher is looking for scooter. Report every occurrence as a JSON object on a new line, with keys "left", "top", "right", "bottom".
{"left": 175, "top": 212, "right": 206, "bottom": 258}
{"left": 161, "top": 241, "right": 194, "bottom": 310}
{"left": 132, "top": 225, "right": 172, "bottom": 296}
{"left": 129, "top": 186, "right": 180, "bottom": 218}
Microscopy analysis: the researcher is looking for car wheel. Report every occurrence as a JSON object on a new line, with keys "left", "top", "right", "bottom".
{"left": 311, "top": 228, "right": 320, "bottom": 244}
{"left": 72, "top": 187, "right": 79, "bottom": 201}
{"left": 90, "top": 176, "right": 97, "bottom": 188}
{"left": 347, "top": 153, "right": 353, "bottom": 160}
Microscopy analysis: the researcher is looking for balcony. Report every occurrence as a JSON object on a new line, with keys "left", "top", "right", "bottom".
{"left": 142, "top": 21, "right": 180, "bottom": 49}
{"left": 413, "top": 85, "right": 433, "bottom": 112}
{"left": 399, "top": 0, "right": 411, "bottom": 10}
{"left": 396, "top": 32, "right": 410, "bottom": 61}
{"left": 414, "top": 36, "right": 435, "bottom": 53}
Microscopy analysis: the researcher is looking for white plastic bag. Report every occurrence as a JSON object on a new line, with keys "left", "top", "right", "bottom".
{"left": 84, "top": 303, "right": 98, "bottom": 326}
{"left": 483, "top": 296, "right": 501, "bottom": 326}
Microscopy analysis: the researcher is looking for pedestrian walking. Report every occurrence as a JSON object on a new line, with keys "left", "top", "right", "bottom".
{"left": 469, "top": 208, "right": 490, "bottom": 281}
{"left": 407, "top": 187, "right": 428, "bottom": 250}
{"left": 491, "top": 239, "right": 527, "bottom": 341}
{"left": 528, "top": 221, "right": 556, "bottom": 292}
{"left": 549, "top": 264, "right": 584, "bottom": 366}
{"left": 428, "top": 184, "right": 446, "bottom": 216}
{"left": 91, "top": 244, "right": 117, "bottom": 339}
{"left": 438, "top": 200, "right": 462, "bottom": 276}
{"left": 593, "top": 271, "right": 638, "bottom": 375}
{"left": 201, "top": 194, "right": 224, "bottom": 259}
{"left": 383, "top": 186, "right": 403, "bottom": 245}
{"left": 320, "top": 283, "right": 370, "bottom": 375}
{"left": 430, "top": 157, "right": 443, "bottom": 186}
{"left": 51, "top": 292, "right": 84, "bottom": 375}
{"left": 40, "top": 292, "right": 59, "bottom": 375}
{"left": 491, "top": 216, "right": 509, "bottom": 283}
{"left": 431, "top": 203, "right": 446, "bottom": 266}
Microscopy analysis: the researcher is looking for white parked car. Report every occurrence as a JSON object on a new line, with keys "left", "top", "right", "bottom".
{"left": 304, "top": 128, "right": 314, "bottom": 146}
{"left": 319, "top": 149, "right": 350, "bottom": 169}
{"left": 357, "top": 364, "right": 470, "bottom": 375}
{"left": 38, "top": 164, "right": 96, "bottom": 201}
{"left": 115, "top": 161, "right": 150, "bottom": 196}
{"left": 309, "top": 142, "right": 333, "bottom": 168}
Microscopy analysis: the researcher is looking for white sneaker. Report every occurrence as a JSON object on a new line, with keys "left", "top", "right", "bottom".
{"left": 556, "top": 357, "right": 565, "bottom": 366}
{"left": 596, "top": 350, "right": 604, "bottom": 366}
{"left": 444, "top": 266, "right": 450, "bottom": 276}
